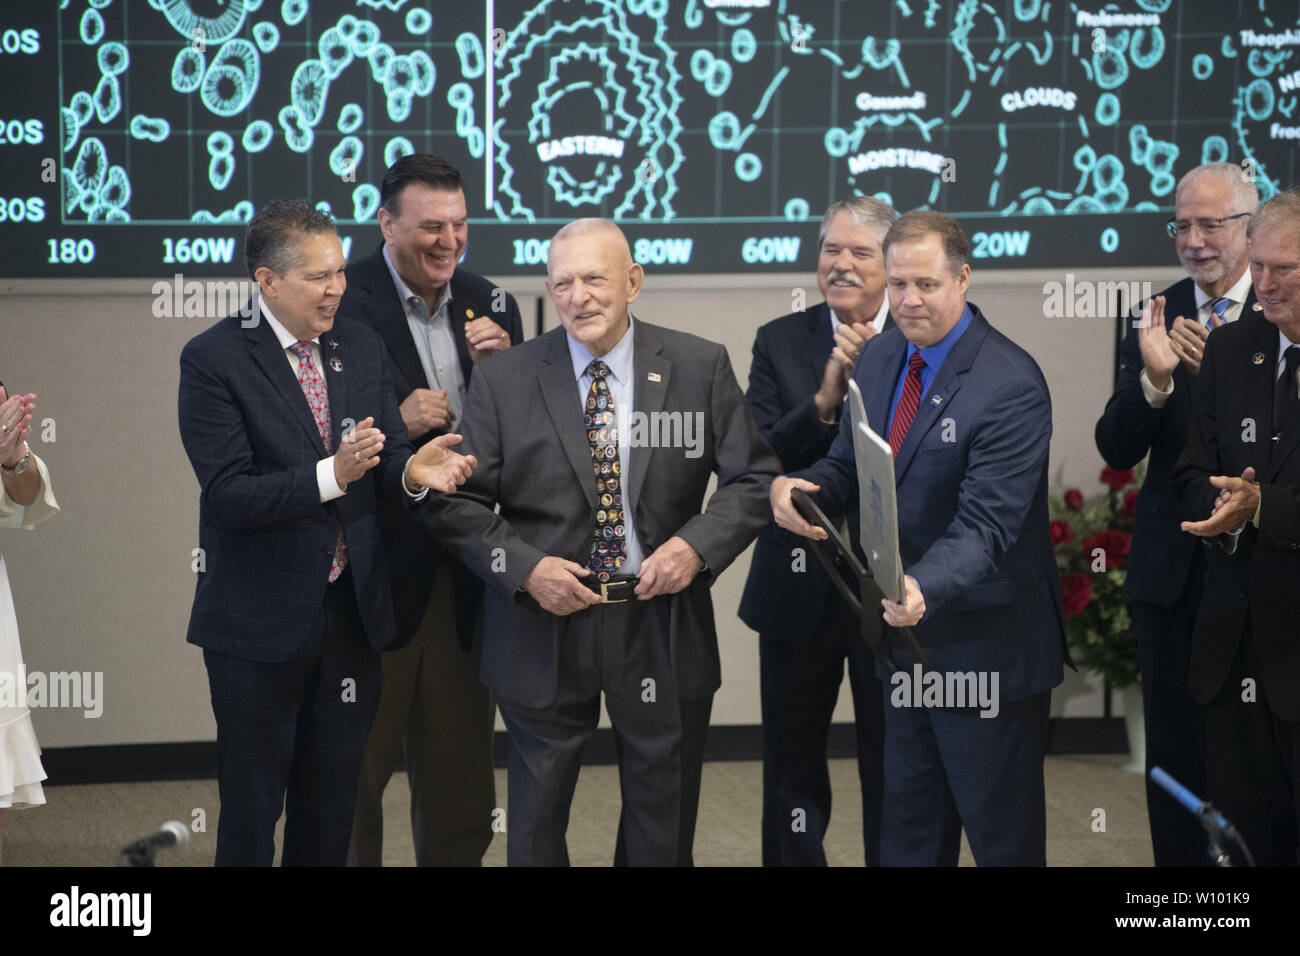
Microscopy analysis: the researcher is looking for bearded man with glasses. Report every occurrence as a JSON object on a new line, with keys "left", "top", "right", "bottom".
{"left": 1095, "top": 162, "right": 1259, "bottom": 865}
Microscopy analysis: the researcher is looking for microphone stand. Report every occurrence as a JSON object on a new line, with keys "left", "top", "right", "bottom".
{"left": 1149, "top": 766, "right": 1255, "bottom": 867}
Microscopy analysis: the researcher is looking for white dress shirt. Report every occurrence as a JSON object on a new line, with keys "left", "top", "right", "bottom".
{"left": 1142, "top": 269, "right": 1254, "bottom": 407}
{"left": 829, "top": 294, "right": 890, "bottom": 339}
{"left": 260, "top": 297, "right": 347, "bottom": 503}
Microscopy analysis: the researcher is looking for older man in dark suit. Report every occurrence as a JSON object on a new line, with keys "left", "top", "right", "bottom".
{"left": 178, "top": 199, "right": 474, "bottom": 866}
{"left": 1095, "top": 162, "right": 1257, "bottom": 865}
{"left": 740, "top": 196, "right": 897, "bottom": 866}
{"left": 1173, "top": 187, "right": 1300, "bottom": 866}
{"left": 340, "top": 155, "right": 523, "bottom": 867}
{"left": 421, "top": 218, "right": 780, "bottom": 865}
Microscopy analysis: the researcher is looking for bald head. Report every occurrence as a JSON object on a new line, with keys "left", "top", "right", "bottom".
{"left": 546, "top": 218, "right": 644, "bottom": 357}
{"left": 548, "top": 218, "right": 633, "bottom": 273}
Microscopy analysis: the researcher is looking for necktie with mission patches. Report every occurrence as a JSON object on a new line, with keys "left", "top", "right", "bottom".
{"left": 584, "top": 360, "right": 625, "bottom": 583}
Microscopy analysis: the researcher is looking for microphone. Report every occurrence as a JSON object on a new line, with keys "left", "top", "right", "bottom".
{"left": 1149, "top": 766, "right": 1254, "bottom": 866}
{"left": 118, "top": 821, "right": 190, "bottom": 866}
{"left": 1149, "top": 767, "right": 1230, "bottom": 831}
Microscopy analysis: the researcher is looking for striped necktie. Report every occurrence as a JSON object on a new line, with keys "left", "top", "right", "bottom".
{"left": 888, "top": 352, "right": 927, "bottom": 457}
{"left": 1208, "top": 297, "right": 1230, "bottom": 329}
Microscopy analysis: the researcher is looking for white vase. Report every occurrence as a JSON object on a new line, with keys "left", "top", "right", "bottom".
{"left": 1120, "top": 683, "right": 1145, "bottom": 774}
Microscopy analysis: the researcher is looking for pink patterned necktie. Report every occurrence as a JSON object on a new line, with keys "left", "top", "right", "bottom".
{"left": 290, "top": 341, "right": 348, "bottom": 583}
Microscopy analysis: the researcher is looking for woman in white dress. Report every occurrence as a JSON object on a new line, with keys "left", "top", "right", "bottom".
{"left": 0, "top": 383, "right": 58, "bottom": 864}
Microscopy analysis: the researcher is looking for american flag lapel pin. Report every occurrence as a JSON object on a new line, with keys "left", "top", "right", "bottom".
{"left": 648, "top": 372, "right": 661, "bottom": 383}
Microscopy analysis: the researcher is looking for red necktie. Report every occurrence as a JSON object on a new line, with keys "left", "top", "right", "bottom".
{"left": 888, "top": 352, "right": 927, "bottom": 457}
{"left": 290, "top": 341, "right": 348, "bottom": 583}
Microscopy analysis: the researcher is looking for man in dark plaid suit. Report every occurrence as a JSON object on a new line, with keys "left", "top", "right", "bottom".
{"left": 178, "top": 199, "right": 474, "bottom": 865}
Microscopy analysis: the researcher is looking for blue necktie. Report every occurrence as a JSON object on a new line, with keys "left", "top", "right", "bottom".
{"left": 1208, "top": 297, "right": 1230, "bottom": 329}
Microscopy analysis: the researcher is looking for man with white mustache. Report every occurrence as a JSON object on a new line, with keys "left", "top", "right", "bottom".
{"left": 1096, "top": 162, "right": 1258, "bottom": 865}
{"left": 740, "top": 197, "right": 897, "bottom": 865}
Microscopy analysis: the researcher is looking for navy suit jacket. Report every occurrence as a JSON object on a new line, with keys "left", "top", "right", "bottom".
{"left": 1172, "top": 310, "right": 1300, "bottom": 720}
{"left": 1095, "top": 277, "right": 1257, "bottom": 607}
{"left": 795, "top": 303, "right": 1068, "bottom": 701}
{"left": 178, "top": 307, "right": 419, "bottom": 663}
{"left": 340, "top": 242, "right": 524, "bottom": 650}
{"left": 739, "top": 301, "right": 894, "bottom": 642}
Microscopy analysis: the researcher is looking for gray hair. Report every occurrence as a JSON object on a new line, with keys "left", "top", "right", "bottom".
{"left": 1248, "top": 186, "right": 1300, "bottom": 242}
{"left": 245, "top": 198, "right": 337, "bottom": 280}
{"left": 818, "top": 196, "right": 898, "bottom": 249}
{"left": 1174, "top": 162, "right": 1260, "bottom": 216}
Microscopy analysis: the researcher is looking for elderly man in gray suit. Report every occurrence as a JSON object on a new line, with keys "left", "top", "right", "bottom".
{"left": 422, "top": 218, "right": 779, "bottom": 865}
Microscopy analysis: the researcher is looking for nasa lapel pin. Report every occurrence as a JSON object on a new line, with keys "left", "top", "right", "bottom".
{"left": 930, "top": 395, "right": 943, "bottom": 406}
{"left": 1253, "top": 352, "right": 1266, "bottom": 365}
{"left": 330, "top": 356, "right": 343, "bottom": 372}
{"left": 648, "top": 372, "right": 662, "bottom": 383}
{"left": 1252, "top": 302, "right": 1263, "bottom": 311}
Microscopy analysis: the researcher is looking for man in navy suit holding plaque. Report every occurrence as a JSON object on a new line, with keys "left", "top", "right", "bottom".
{"left": 771, "top": 210, "right": 1067, "bottom": 866}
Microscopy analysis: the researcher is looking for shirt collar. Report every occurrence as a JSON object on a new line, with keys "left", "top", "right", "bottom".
{"left": 1279, "top": 329, "right": 1300, "bottom": 366}
{"left": 382, "top": 244, "right": 452, "bottom": 317}
{"left": 569, "top": 315, "right": 635, "bottom": 385}
{"left": 1193, "top": 267, "right": 1253, "bottom": 316}
{"left": 259, "top": 295, "right": 318, "bottom": 350}
{"left": 905, "top": 304, "right": 973, "bottom": 371}
{"left": 828, "top": 296, "right": 890, "bottom": 336}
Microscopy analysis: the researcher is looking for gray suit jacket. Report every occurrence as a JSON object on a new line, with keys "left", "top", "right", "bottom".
{"left": 420, "top": 318, "right": 780, "bottom": 707}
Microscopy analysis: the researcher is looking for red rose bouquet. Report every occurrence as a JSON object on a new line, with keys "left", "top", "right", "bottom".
{"left": 1050, "top": 464, "right": 1144, "bottom": 689}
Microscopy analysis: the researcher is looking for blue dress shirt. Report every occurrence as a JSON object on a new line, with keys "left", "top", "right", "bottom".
{"left": 886, "top": 305, "right": 974, "bottom": 435}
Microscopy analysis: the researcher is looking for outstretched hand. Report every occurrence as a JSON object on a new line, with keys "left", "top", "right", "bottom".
{"left": 407, "top": 433, "right": 477, "bottom": 493}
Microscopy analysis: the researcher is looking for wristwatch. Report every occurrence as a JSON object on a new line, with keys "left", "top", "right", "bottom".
{"left": 1, "top": 442, "right": 31, "bottom": 476}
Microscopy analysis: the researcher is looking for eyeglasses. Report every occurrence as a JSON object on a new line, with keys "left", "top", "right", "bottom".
{"left": 1165, "top": 212, "right": 1251, "bottom": 238}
